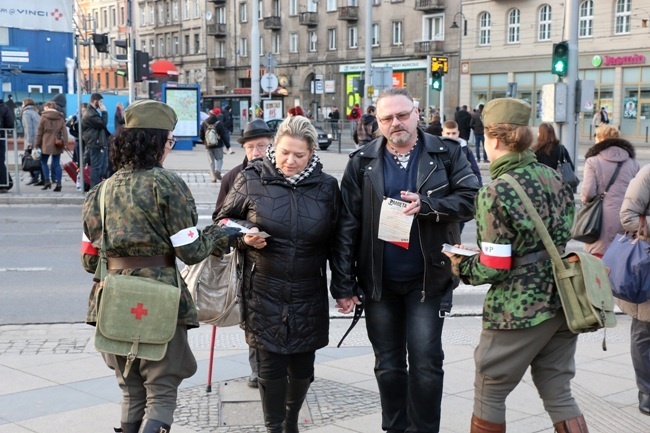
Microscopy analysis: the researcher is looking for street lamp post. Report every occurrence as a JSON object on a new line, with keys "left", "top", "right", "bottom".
{"left": 450, "top": 11, "right": 466, "bottom": 116}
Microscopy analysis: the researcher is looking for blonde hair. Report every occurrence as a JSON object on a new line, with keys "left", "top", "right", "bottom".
{"left": 595, "top": 125, "right": 620, "bottom": 142}
{"left": 485, "top": 123, "right": 533, "bottom": 153}
{"left": 275, "top": 115, "right": 318, "bottom": 151}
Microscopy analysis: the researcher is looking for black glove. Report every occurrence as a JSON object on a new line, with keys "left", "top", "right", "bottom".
{"left": 223, "top": 227, "right": 243, "bottom": 246}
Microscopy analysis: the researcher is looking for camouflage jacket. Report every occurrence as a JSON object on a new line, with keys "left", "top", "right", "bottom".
{"left": 81, "top": 167, "right": 231, "bottom": 327}
{"left": 458, "top": 153, "right": 575, "bottom": 330}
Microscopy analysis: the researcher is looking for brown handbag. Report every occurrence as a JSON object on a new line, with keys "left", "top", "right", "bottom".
{"left": 54, "top": 129, "right": 65, "bottom": 148}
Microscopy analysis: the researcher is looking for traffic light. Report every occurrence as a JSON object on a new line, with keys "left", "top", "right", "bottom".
{"left": 431, "top": 71, "right": 442, "bottom": 91}
{"left": 552, "top": 41, "right": 569, "bottom": 77}
{"left": 114, "top": 40, "right": 129, "bottom": 61}
{"left": 92, "top": 33, "right": 109, "bottom": 53}
{"left": 134, "top": 50, "right": 150, "bottom": 82}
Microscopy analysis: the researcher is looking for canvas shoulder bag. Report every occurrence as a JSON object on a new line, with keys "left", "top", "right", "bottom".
{"left": 571, "top": 161, "right": 623, "bottom": 243}
{"left": 502, "top": 174, "right": 616, "bottom": 348}
{"left": 94, "top": 181, "right": 181, "bottom": 377}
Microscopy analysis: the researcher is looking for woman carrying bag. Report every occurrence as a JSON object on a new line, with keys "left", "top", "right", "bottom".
{"left": 81, "top": 100, "right": 242, "bottom": 433}
{"left": 443, "top": 98, "right": 587, "bottom": 433}
{"left": 580, "top": 125, "right": 639, "bottom": 256}
{"left": 618, "top": 164, "right": 650, "bottom": 416}
{"left": 35, "top": 101, "right": 67, "bottom": 191}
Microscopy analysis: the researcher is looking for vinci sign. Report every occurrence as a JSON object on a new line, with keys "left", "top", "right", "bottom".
{"left": 0, "top": 0, "right": 73, "bottom": 33}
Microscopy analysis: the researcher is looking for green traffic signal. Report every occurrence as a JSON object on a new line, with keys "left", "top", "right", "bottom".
{"left": 432, "top": 71, "right": 442, "bottom": 91}
{"left": 552, "top": 41, "right": 569, "bottom": 77}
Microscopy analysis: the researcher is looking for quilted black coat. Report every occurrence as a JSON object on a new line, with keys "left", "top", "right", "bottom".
{"left": 216, "top": 157, "right": 341, "bottom": 354}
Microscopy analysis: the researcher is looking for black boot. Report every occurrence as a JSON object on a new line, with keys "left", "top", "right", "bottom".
{"left": 283, "top": 376, "right": 312, "bottom": 433}
{"left": 258, "top": 377, "right": 288, "bottom": 433}
{"left": 138, "top": 419, "right": 171, "bottom": 433}
{"left": 53, "top": 182, "right": 62, "bottom": 192}
{"left": 113, "top": 421, "right": 142, "bottom": 433}
{"left": 41, "top": 181, "right": 51, "bottom": 190}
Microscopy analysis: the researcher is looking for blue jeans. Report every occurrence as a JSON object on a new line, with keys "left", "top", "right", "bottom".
{"left": 365, "top": 279, "right": 445, "bottom": 433}
{"left": 88, "top": 146, "right": 108, "bottom": 187}
{"left": 474, "top": 134, "right": 487, "bottom": 162}
{"left": 41, "top": 153, "right": 62, "bottom": 183}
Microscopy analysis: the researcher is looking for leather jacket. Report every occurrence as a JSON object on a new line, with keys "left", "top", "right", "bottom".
{"left": 81, "top": 106, "right": 110, "bottom": 149}
{"left": 330, "top": 129, "right": 480, "bottom": 302}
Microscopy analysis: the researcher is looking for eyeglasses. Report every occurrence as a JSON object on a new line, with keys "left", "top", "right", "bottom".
{"left": 243, "top": 143, "right": 270, "bottom": 152}
{"left": 167, "top": 137, "right": 177, "bottom": 149}
{"left": 378, "top": 107, "right": 415, "bottom": 125}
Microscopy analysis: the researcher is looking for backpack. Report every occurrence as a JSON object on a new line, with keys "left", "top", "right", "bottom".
{"left": 205, "top": 122, "right": 220, "bottom": 148}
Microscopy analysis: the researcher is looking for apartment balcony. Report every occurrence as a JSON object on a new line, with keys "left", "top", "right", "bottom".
{"left": 264, "top": 16, "right": 281, "bottom": 30}
{"left": 338, "top": 6, "right": 359, "bottom": 21}
{"left": 206, "top": 23, "right": 227, "bottom": 37}
{"left": 414, "top": 0, "right": 445, "bottom": 12}
{"left": 207, "top": 57, "right": 226, "bottom": 69}
{"left": 299, "top": 12, "right": 318, "bottom": 27}
{"left": 413, "top": 40, "right": 444, "bottom": 54}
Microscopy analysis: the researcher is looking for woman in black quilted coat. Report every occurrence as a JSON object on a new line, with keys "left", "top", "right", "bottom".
{"left": 217, "top": 115, "right": 343, "bottom": 433}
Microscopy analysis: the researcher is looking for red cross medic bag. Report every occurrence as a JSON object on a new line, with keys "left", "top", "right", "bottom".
{"left": 94, "top": 181, "right": 181, "bottom": 377}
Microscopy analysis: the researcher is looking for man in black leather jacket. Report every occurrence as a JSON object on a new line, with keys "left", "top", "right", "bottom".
{"left": 331, "top": 88, "right": 480, "bottom": 433}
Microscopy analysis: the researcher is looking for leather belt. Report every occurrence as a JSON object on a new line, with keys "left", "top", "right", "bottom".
{"left": 512, "top": 247, "right": 564, "bottom": 267}
{"left": 106, "top": 254, "right": 176, "bottom": 270}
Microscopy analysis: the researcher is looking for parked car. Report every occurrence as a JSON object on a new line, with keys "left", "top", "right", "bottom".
{"left": 266, "top": 119, "right": 333, "bottom": 151}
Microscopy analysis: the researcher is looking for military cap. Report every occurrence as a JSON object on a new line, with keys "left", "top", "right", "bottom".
{"left": 482, "top": 98, "right": 531, "bottom": 126}
{"left": 125, "top": 100, "right": 177, "bottom": 131}
{"left": 237, "top": 119, "right": 274, "bottom": 144}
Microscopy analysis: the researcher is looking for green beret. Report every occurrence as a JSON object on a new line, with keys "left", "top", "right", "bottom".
{"left": 125, "top": 100, "right": 178, "bottom": 131}
{"left": 482, "top": 98, "right": 531, "bottom": 126}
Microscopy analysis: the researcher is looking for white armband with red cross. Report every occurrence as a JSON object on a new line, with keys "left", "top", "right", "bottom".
{"left": 81, "top": 233, "right": 98, "bottom": 256}
{"left": 170, "top": 227, "right": 199, "bottom": 247}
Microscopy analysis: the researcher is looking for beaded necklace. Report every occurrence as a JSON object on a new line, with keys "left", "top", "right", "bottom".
{"left": 389, "top": 142, "right": 417, "bottom": 170}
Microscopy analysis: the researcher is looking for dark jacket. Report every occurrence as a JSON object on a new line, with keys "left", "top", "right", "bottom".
{"left": 199, "top": 114, "right": 227, "bottom": 148}
{"left": 222, "top": 108, "right": 234, "bottom": 132}
{"left": 213, "top": 157, "right": 248, "bottom": 219}
{"left": 353, "top": 113, "right": 378, "bottom": 144}
{"left": 330, "top": 130, "right": 481, "bottom": 302}
{"left": 216, "top": 158, "right": 341, "bottom": 354}
{"left": 470, "top": 111, "right": 484, "bottom": 135}
{"left": 425, "top": 121, "right": 442, "bottom": 136}
{"left": 455, "top": 109, "right": 472, "bottom": 140}
{"left": 0, "top": 100, "right": 15, "bottom": 130}
{"left": 81, "top": 106, "right": 110, "bottom": 149}
{"left": 535, "top": 143, "right": 573, "bottom": 171}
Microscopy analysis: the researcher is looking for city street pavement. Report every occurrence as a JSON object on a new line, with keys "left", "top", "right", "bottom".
{"left": 2, "top": 136, "right": 650, "bottom": 431}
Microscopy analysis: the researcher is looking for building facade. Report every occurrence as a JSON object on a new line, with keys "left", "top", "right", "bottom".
{"left": 459, "top": 0, "right": 650, "bottom": 139}
{"left": 76, "top": 0, "right": 464, "bottom": 121}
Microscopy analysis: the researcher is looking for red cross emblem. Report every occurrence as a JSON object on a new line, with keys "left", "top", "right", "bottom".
{"left": 130, "top": 303, "right": 149, "bottom": 320}
{"left": 187, "top": 230, "right": 195, "bottom": 238}
{"left": 51, "top": 9, "right": 64, "bottom": 21}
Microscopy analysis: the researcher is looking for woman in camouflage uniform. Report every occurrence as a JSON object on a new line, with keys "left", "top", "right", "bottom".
{"left": 443, "top": 98, "right": 587, "bottom": 433}
{"left": 81, "top": 100, "right": 241, "bottom": 433}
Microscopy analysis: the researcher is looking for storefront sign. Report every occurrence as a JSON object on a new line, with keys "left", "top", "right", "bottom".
{"left": 339, "top": 59, "right": 427, "bottom": 73}
{"left": 592, "top": 54, "right": 646, "bottom": 67}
